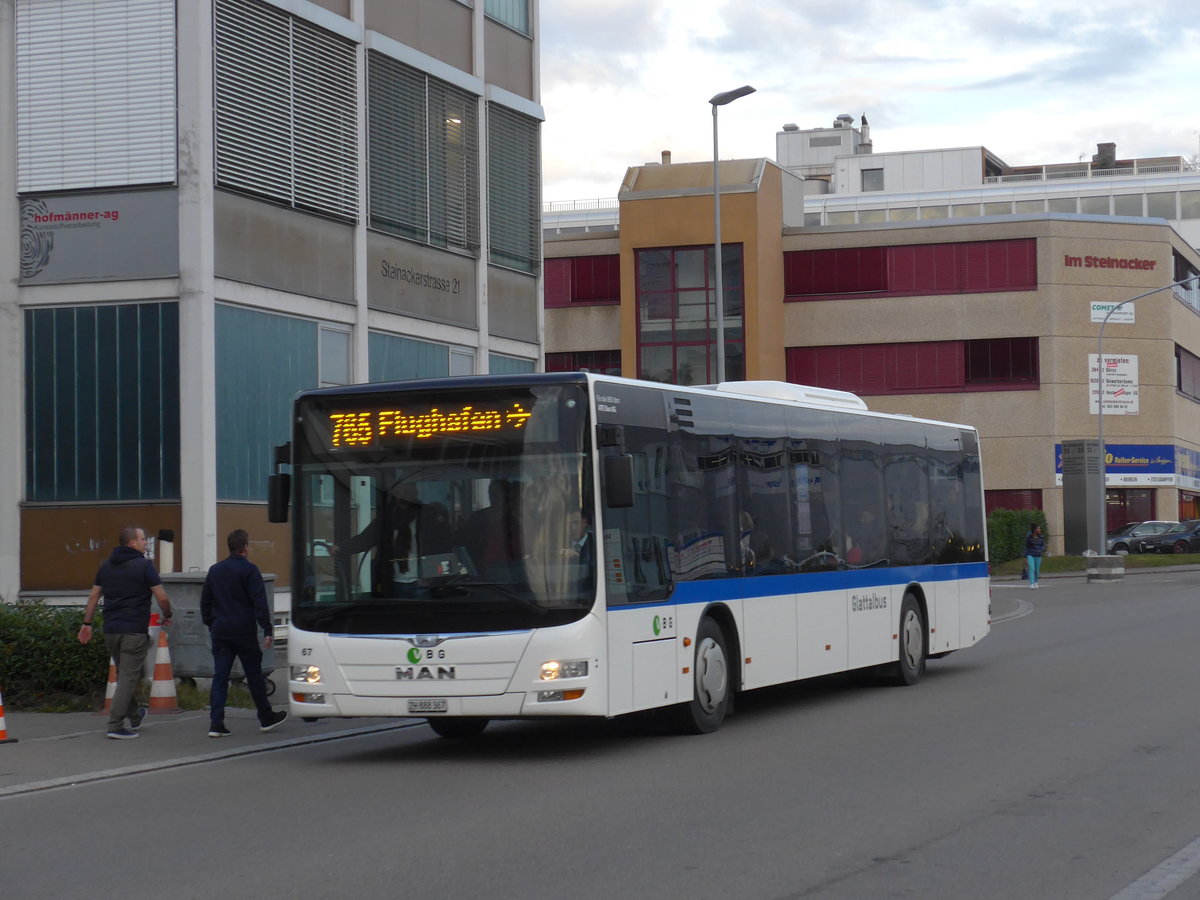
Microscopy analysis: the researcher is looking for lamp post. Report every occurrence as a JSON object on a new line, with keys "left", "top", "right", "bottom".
{"left": 709, "top": 85, "right": 755, "bottom": 384}
{"left": 1095, "top": 275, "right": 1199, "bottom": 554}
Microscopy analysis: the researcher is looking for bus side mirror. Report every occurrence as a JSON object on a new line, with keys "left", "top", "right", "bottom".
{"left": 604, "top": 454, "right": 634, "bottom": 508}
{"left": 267, "top": 473, "right": 291, "bottom": 523}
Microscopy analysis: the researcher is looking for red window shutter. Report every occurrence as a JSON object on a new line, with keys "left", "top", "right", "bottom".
{"left": 858, "top": 344, "right": 888, "bottom": 394}
{"left": 811, "top": 249, "right": 839, "bottom": 294}
{"left": 962, "top": 243, "right": 990, "bottom": 291}
{"left": 787, "top": 347, "right": 818, "bottom": 385}
{"left": 784, "top": 251, "right": 816, "bottom": 296}
{"left": 544, "top": 259, "right": 571, "bottom": 308}
{"left": 1008, "top": 238, "right": 1037, "bottom": 289}
{"left": 858, "top": 246, "right": 888, "bottom": 292}
{"left": 889, "top": 246, "right": 916, "bottom": 293}
{"left": 593, "top": 255, "right": 620, "bottom": 301}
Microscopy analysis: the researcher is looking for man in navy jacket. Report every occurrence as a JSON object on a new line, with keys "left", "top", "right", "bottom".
{"left": 201, "top": 529, "right": 287, "bottom": 737}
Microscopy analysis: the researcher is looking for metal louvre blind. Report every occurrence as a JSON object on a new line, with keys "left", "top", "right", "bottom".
{"left": 16, "top": 0, "right": 177, "bottom": 193}
{"left": 214, "top": 0, "right": 358, "bottom": 220}
{"left": 487, "top": 103, "right": 540, "bottom": 273}
{"left": 368, "top": 53, "right": 479, "bottom": 253}
{"left": 427, "top": 79, "right": 479, "bottom": 251}
{"left": 368, "top": 53, "right": 428, "bottom": 242}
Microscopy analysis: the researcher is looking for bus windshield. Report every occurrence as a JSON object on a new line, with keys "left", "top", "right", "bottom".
{"left": 291, "top": 381, "right": 594, "bottom": 634}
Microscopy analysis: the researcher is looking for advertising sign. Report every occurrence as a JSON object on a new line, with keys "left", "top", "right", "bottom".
{"left": 1088, "top": 353, "right": 1139, "bottom": 415}
{"left": 20, "top": 189, "right": 179, "bottom": 284}
{"left": 1090, "top": 301, "right": 1135, "bottom": 324}
{"left": 1055, "top": 443, "right": 1175, "bottom": 486}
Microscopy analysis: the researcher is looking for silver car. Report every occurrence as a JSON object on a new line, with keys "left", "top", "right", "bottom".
{"left": 1105, "top": 520, "right": 1179, "bottom": 554}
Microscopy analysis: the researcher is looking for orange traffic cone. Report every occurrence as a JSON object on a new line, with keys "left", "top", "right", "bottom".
{"left": 97, "top": 658, "right": 118, "bottom": 716}
{"left": 148, "top": 629, "right": 181, "bottom": 714}
{"left": 0, "top": 689, "right": 16, "bottom": 743}
{"left": 144, "top": 613, "right": 162, "bottom": 679}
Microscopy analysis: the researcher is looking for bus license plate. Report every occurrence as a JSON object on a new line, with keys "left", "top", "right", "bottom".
{"left": 408, "top": 699, "right": 448, "bottom": 714}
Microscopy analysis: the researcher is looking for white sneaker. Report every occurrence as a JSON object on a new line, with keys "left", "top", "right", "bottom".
{"left": 1029, "top": 583, "right": 1036, "bottom": 589}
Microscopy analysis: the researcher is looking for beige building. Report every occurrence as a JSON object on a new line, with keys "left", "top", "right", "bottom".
{"left": 545, "top": 156, "right": 1200, "bottom": 552}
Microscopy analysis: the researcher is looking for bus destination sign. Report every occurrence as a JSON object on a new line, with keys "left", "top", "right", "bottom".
{"left": 327, "top": 402, "right": 532, "bottom": 447}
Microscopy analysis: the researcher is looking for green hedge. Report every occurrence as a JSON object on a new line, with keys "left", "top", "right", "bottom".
{"left": 987, "top": 508, "right": 1049, "bottom": 565}
{"left": 0, "top": 600, "right": 109, "bottom": 709}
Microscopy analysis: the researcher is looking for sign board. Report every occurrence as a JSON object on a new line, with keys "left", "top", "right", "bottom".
{"left": 1056, "top": 443, "right": 1175, "bottom": 486}
{"left": 20, "top": 189, "right": 179, "bottom": 284}
{"left": 1088, "top": 353, "right": 1139, "bottom": 415}
{"left": 1090, "top": 301, "right": 1135, "bottom": 324}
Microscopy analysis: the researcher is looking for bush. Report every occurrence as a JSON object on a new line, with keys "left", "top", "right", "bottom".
{"left": 987, "top": 508, "right": 1049, "bottom": 565}
{"left": 0, "top": 599, "right": 109, "bottom": 709}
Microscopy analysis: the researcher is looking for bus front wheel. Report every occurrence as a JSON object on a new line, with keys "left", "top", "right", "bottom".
{"left": 427, "top": 717, "right": 489, "bottom": 739}
{"left": 892, "top": 593, "right": 926, "bottom": 686}
{"left": 671, "top": 617, "right": 731, "bottom": 734}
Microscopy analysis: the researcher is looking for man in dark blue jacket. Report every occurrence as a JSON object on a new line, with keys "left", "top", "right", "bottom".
{"left": 79, "top": 526, "right": 176, "bottom": 740}
{"left": 201, "top": 529, "right": 287, "bottom": 737}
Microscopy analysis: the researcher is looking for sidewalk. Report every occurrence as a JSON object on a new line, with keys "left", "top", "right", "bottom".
{"left": 0, "top": 707, "right": 415, "bottom": 798}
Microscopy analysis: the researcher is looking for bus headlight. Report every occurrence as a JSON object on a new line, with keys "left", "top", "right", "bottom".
{"left": 291, "top": 664, "right": 322, "bottom": 684}
{"left": 540, "top": 659, "right": 588, "bottom": 680}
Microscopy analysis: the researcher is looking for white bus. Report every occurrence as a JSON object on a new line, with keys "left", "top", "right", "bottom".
{"left": 272, "top": 373, "right": 989, "bottom": 737}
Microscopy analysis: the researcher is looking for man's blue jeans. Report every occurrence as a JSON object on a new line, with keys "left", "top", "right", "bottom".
{"left": 210, "top": 633, "right": 273, "bottom": 727}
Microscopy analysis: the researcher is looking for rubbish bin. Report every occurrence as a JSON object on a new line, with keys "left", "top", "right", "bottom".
{"left": 161, "top": 572, "right": 277, "bottom": 694}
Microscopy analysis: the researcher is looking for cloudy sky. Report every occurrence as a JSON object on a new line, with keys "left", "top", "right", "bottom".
{"left": 539, "top": 0, "right": 1200, "bottom": 203}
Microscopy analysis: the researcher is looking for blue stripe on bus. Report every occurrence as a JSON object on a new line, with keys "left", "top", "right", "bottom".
{"left": 610, "top": 561, "right": 989, "bottom": 609}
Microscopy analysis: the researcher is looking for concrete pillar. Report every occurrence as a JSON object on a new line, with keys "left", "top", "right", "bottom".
{"left": 176, "top": 0, "right": 219, "bottom": 571}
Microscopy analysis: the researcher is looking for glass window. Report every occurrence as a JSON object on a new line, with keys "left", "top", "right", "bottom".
{"left": 320, "top": 327, "right": 351, "bottom": 387}
{"left": 25, "top": 303, "right": 180, "bottom": 502}
{"left": 1080, "top": 196, "right": 1110, "bottom": 215}
{"left": 1147, "top": 192, "right": 1178, "bottom": 219}
{"left": 826, "top": 211, "right": 855, "bottom": 225}
{"left": 804, "top": 212, "right": 823, "bottom": 227}
{"left": 369, "top": 332, "right": 450, "bottom": 382}
{"left": 838, "top": 416, "right": 886, "bottom": 566}
{"left": 450, "top": 349, "right": 475, "bottom": 376}
{"left": 880, "top": 418, "right": 930, "bottom": 566}
{"left": 920, "top": 205, "right": 948, "bottom": 220}
{"left": 1047, "top": 197, "right": 1077, "bottom": 213}
{"left": 490, "top": 354, "right": 536, "bottom": 375}
{"left": 861, "top": 169, "right": 884, "bottom": 192}
{"left": 668, "top": 394, "right": 739, "bottom": 579}
{"left": 858, "top": 208, "right": 886, "bottom": 223}
{"left": 982, "top": 202, "right": 1011, "bottom": 215}
{"left": 1181, "top": 192, "right": 1200, "bottom": 219}
{"left": 216, "top": 305, "right": 317, "bottom": 500}
{"left": 1014, "top": 199, "right": 1044, "bottom": 214}
{"left": 635, "top": 245, "right": 744, "bottom": 384}
{"left": 786, "top": 406, "right": 840, "bottom": 570}
{"left": 215, "top": 0, "right": 358, "bottom": 219}
{"left": 488, "top": 103, "right": 540, "bottom": 273}
{"left": 1113, "top": 194, "right": 1142, "bottom": 216}
{"left": 484, "top": 0, "right": 529, "bottom": 34}
{"left": 369, "top": 53, "right": 480, "bottom": 252}
{"left": 952, "top": 203, "right": 979, "bottom": 218}
{"left": 889, "top": 207, "right": 918, "bottom": 221}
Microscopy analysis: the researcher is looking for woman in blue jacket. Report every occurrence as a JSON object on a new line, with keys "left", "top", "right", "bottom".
{"left": 1024, "top": 523, "right": 1046, "bottom": 589}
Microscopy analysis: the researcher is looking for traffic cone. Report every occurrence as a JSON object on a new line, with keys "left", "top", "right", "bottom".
{"left": 144, "top": 613, "right": 162, "bottom": 680}
{"left": 96, "top": 658, "right": 118, "bottom": 716}
{"left": 0, "top": 689, "right": 16, "bottom": 743}
{"left": 148, "top": 629, "right": 181, "bottom": 714}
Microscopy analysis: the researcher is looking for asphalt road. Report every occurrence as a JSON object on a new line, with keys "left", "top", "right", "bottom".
{"left": 5, "top": 572, "right": 1200, "bottom": 899}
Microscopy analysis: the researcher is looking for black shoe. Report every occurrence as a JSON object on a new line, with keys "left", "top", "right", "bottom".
{"left": 260, "top": 710, "right": 288, "bottom": 733}
{"left": 129, "top": 706, "right": 148, "bottom": 730}
{"left": 107, "top": 727, "right": 139, "bottom": 740}
{"left": 208, "top": 724, "right": 231, "bottom": 738}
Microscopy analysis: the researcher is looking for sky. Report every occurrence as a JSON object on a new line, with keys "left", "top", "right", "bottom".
{"left": 538, "top": 0, "right": 1200, "bottom": 203}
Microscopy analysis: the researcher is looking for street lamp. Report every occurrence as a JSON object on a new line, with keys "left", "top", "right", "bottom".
{"left": 1095, "top": 275, "right": 1200, "bottom": 554}
{"left": 710, "top": 84, "right": 755, "bottom": 384}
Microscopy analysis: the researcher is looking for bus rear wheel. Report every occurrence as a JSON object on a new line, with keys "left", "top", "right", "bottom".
{"left": 671, "top": 617, "right": 731, "bottom": 734}
{"left": 427, "top": 717, "right": 489, "bottom": 739}
{"left": 892, "top": 593, "right": 926, "bottom": 686}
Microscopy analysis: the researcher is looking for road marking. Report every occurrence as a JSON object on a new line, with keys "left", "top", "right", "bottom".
{"left": 0, "top": 721, "right": 419, "bottom": 799}
{"left": 991, "top": 597, "right": 1034, "bottom": 623}
{"left": 1110, "top": 834, "right": 1200, "bottom": 899}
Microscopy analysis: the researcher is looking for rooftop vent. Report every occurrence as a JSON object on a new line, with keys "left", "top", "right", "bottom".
{"left": 782, "top": 123, "right": 799, "bottom": 132}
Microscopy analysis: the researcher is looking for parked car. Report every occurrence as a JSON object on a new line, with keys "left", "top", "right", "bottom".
{"left": 1139, "top": 520, "right": 1200, "bottom": 553}
{"left": 1105, "top": 520, "right": 1180, "bottom": 554}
